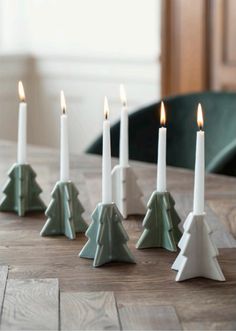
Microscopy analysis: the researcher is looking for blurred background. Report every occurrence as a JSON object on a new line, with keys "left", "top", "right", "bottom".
{"left": 0, "top": 0, "right": 235, "bottom": 174}
{"left": 0, "top": 0, "right": 160, "bottom": 153}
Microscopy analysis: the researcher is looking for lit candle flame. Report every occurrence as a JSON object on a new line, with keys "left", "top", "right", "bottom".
{"left": 197, "top": 103, "right": 204, "bottom": 130}
{"left": 160, "top": 101, "right": 166, "bottom": 126}
{"left": 60, "top": 90, "right": 66, "bottom": 114}
{"left": 120, "top": 84, "right": 127, "bottom": 107}
{"left": 18, "top": 81, "right": 25, "bottom": 102}
{"left": 104, "top": 96, "right": 109, "bottom": 120}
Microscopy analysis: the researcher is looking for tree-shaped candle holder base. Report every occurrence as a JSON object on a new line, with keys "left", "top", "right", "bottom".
{"left": 172, "top": 212, "right": 225, "bottom": 282}
{"left": 111, "top": 165, "right": 145, "bottom": 219}
{"left": 40, "top": 181, "right": 88, "bottom": 240}
{"left": 0, "top": 163, "right": 46, "bottom": 217}
{"left": 79, "top": 202, "right": 136, "bottom": 267}
{"left": 136, "top": 191, "right": 182, "bottom": 251}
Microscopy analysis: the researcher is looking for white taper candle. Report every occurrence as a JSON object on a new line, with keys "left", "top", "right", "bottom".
{"left": 119, "top": 84, "right": 129, "bottom": 167}
{"left": 193, "top": 103, "right": 205, "bottom": 215}
{"left": 157, "top": 102, "right": 167, "bottom": 192}
{"left": 17, "top": 81, "right": 27, "bottom": 164}
{"left": 102, "top": 96, "right": 112, "bottom": 204}
{"left": 60, "top": 91, "right": 70, "bottom": 182}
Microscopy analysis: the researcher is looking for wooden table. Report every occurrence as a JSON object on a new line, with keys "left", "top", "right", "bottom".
{"left": 0, "top": 141, "right": 235, "bottom": 330}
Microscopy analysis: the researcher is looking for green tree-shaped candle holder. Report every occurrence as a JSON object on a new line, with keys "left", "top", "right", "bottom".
{"left": 40, "top": 181, "right": 87, "bottom": 240}
{"left": 0, "top": 163, "right": 46, "bottom": 216}
{"left": 136, "top": 191, "right": 182, "bottom": 251}
{"left": 79, "top": 202, "right": 136, "bottom": 267}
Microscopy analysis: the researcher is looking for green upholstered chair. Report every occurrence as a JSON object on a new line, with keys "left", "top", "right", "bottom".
{"left": 86, "top": 92, "right": 236, "bottom": 176}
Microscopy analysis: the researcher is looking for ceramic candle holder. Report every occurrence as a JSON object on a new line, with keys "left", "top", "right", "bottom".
{"left": 111, "top": 165, "right": 145, "bottom": 219}
{"left": 79, "top": 202, "right": 136, "bottom": 267}
{"left": 172, "top": 212, "right": 225, "bottom": 282}
{"left": 136, "top": 191, "right": 182, "bottom": 251}
{"left": 40, "top": 181, "right": 88, "bottom": 240}
{"left": 0, "top": 163, "right": 46, "bottom": 217}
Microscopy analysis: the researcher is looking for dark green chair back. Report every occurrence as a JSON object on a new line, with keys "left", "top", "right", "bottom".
{"left": 86, "top": 92, "right": 236, "bottom": 176}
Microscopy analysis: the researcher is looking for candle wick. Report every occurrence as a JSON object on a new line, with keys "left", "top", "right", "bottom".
{"left": 62, "top": 107, "right": 66, "bottom": 115}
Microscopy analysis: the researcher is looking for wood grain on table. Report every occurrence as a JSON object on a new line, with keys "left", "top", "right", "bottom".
{"left": 0, "top": 141, "right": 235, "bottom": 330}
{"left": 61, "top": 291, "right": 120, "bottom": 330}
{"left": 119, "top": 305, "right": 182, "bottom": 330}
{"left": 0, "top": 279, "right": 59, "bottom": 331}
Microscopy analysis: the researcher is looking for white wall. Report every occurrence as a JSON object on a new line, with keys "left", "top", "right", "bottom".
{"left": 0, "top": 0, "right": 161, "bottom": 153}
{"left": 0, "top": 0, "right": 160, "bottom": 59}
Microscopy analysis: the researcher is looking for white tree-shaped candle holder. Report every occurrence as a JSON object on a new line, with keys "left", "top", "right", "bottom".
{"left": 172, "top": 104, "right": 225, "bottom": 282}
{"left": 112, "top": 85, "right": 145, "bottom": 219}
{"left": 172, "top": 212, "right": 225, "bottom": 281}
{"left": 111, "top": 165, "right": 145, "bottom": 219}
